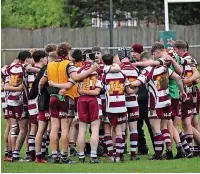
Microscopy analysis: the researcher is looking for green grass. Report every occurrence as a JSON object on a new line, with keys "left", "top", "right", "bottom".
{"left": 1, "top": 117, "right": 200, "bottom": 173}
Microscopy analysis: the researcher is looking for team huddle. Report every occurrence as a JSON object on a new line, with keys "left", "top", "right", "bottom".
{"left": 1, "top": 40, "right": 200, "bottom": 164}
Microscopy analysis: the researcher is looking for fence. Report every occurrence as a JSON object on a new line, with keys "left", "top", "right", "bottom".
{"left": 1, "top": 25, "right": 200, "bottom": 65}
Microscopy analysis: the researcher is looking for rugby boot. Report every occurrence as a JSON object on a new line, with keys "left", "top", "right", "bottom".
{"left": 79, "top": 158, "right": 85, "bottom": 163}
{"left": 60, "top": 157, "right": 77, "bottom": 164}
{"left": 90, "top": 157, "right": 101, "bottom": 164}
{"left": 130, "top": 156, "right": 140, "bottom": 161}
{"left": 166, "top": 149, "right": 173, "bottom": 160}
{"left": 148, "top": 154, "right": 162, "bottom": 160}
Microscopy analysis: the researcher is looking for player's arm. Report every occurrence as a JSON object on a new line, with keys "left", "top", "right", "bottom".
{"left": 70, "top": 64, "right": 98, "bottom": 82}
{"left": 170, "top": 72, "right": 187, "bottom": 101}
{"left": 4, "top": 83, "right": 24, "bottom": 92}
{"left": 78, "top": 88, "right": 101, "bottom": 96}
{"left": 25, "top": 64, "right": 40, "bottom": 73}
{"left": 107, "top": 63, "right": 121, "bottom": 73}
{"left": 163, "top": 55, "right": 182, "bottom": 75}
{"left": 38, "top": 76, "right": 48, "bottom": 91}
{"left": 129, "top": 80, "right": 142, "bottom": 89}
{"left": 48, "top": 79, "right": 75, "bottom": 89}
{"left": 132, "top": 60, "right": 160, "bottom": 67}
{"left": 126, "top": 85, "right": 138, "bottom": 94}
{"left": 182, "top": 67, "right": 200, "bottom": 85}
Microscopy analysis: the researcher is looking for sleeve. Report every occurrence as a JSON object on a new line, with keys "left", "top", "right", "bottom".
{"left": 157, "top": 58, "right": 164, "bottom": 65}
{"left": 43, "top": 70, "right": 48, "bottom": 78}
{"left": 68, "top": 78, "right": 76, "bottom": 85}
{"left": 66, "top": 62, "right": 77, "bottom": 77}
{"left": 137, "top": 68, "right": 150, "bottom": 84}
{"left": 124, "top": 75, "right": 130, "bottom": 87}
{"left": 5, "top": 76, "right": 10, "bottom": 84}
{"left": 95, "top": 79, "right": 103, "bottom": 89}
{"left": 103, "top": 65, "right": 111, "bottom": 74}
{"left": 168, "top": 68, "right": 174, "bottom": 77}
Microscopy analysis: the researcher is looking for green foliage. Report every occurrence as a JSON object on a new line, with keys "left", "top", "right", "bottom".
{"left": 1, "top": 0, "right": 69, "bottom": 29}
{"left": 1, "top": 0, "right": 200, "bottom": 29}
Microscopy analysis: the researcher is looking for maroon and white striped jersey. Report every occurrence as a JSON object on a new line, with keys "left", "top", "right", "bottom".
{"left": 181, "top": 52, "right": 197, "bottom": 94}
{"left": 137, "top": 65, "right": 173, "bottom": 109}
{"left": 120, "top": 62, "right": 139, "bottom": 108}
{"left": 102, "top": 71, "right": 130, "bottom": 113}
{"left": 1, "top": 65, "right": 8, "bottom": 109}
{"left": 78, "top": 62, "right": 102, "bottom": 92}
{"left": 6, "top": 62, "right": 26, "bottom": 106}
{"left": 77, "top": 61, "right": 103, "bottom": 117}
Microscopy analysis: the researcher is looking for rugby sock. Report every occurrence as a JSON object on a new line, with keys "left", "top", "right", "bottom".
{"left": 185, "top": 134, "right": 193, "bottom": 150}
{"left": 130, "top": 129, "right": 138, "bottom": 157}
{"left": 180, "top": 132, "right": 191, "bottom": 153}
{"left": 41, "top": 134, "right": 47, "bottom": 158}
{"left": 12, "top": 150, "right": 20, "bottom": 159}
{"left": 45, "top": 131, "right": 50, "bottom": 154}
{"left": 61, "top": 151, "right": 68, "bottom": 160}
{"left": 90, "top": 151, "right": 97, "bottom": 158}
{"left": 4, "top": 149, "right": 8, "bottom": 157}
{"left": 154, "top": 133, "right": 163, "bottom": 158}
{"left": 161, "top": 129, "right": 172, "bottom": 150}
{"left": 115, "top": 136, "right": 123, "bottom": 158}
{"left": 52, "top": 151, "right": 58, "bottom": 159}
{"left": 104, "top": 134, "right": 114, "bottom": 157}
{"left": 36, "top": 152, "right": 42, "bottom": 160}
{"left": 121, "top": 131, "right": 126, "bottom": 154}
{"left": 99, "top": 128, "right": 105, "bottom": 143}
{"left": 78, "top": 152, "right": 85, "bottom": 159}
{"left": 8, "top": 150, "right": 12, "bottom": 158}
{"left": 28, "top": 135, "right": 36, "bottom": 160}
{"left": 69, "top": 142, "right": 76, "bottom": 148}
{"left": 26, "top": 150, "right": 30, "bottom": 158}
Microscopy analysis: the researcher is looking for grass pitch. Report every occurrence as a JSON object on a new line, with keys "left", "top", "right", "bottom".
{"left": 1, "top": 117, "right": 200, "bottom": 173}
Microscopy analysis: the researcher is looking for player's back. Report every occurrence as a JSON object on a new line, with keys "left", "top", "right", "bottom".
{"left": 102, "top": 71, "right": 129, "bottom": 113}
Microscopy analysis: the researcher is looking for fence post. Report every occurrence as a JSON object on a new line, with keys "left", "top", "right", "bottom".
{"left": 3, "top": 51, "right": 6, "bottom": 66}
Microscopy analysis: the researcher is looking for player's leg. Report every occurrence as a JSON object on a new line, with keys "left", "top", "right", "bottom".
{"left": 28, "top": 122, "right": 38, "bottom": 161}
{"left": 149, "top": 117, "right": 163, "bottom": 160}
{"left": 12, "top": 118, "right": 29, "bottom": 161}
{"left": 4, "top": 117, "right": 11, "bottom": 161}
{"left": 69, "top": 119, "right": 79, "bottom": 156}
{"left": 192, "top": 115, "right": 200, "bottom": 133}
{"left": 115, "top": 123, "right": 123, "bottom": 163}
{"left": 35, "top": 111, "right": 48, "bottom": 163}
{"left": 60, "top": 117, "right": 74, "bottom": 163}
{"left": 90, "top": 119, "right": 101, "bottom": 163}
{"left": 77, "top": 121, "right": 87, "bottom": 163}
{"left": 127, "top": 106, "right": 140, "bottom": 161}
{"left": 104, "top": 123, "right": 114, "bottom": 162}
{"left": 50, "top": 117, "right": 60, "bottom": 163}
{"left": 161, "top": 119, "right": 173, "bottom": 159}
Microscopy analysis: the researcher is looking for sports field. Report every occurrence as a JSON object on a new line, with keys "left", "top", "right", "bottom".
{"left": 1, "top": 119, "right": 200, "bottom": 173}
{"left": 1, "top": 68, "right": 200, "bottom": 173}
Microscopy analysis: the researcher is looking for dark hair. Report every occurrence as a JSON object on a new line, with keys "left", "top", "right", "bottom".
{"left": 140, "top": 51, "right": 152, "bottom": 61}
{"left": 71, "top": 49, "right": 83, "bottom": 62}
{"left": 32, "top": 50, "right": 47, "bottom": 63}
{"left": 185, "top": 41, "right": 189, "bottom": 51}
{"left": 17, "top": 51, "right": 32, "bottom": 61}
{"left": 173, "top": 40, "right": 187, "bottom": 50}
{"left": 151, "top": 42, "right": 165, "bottom": 53}
{"left": 83, "top": 49, "right": 95, "bottom": 60}
{"left": 45, "top": 43, "right": 57, "bottom": 54}
{"left": 102, "top": 54, "right": 113, "bottom": 65}
{"left": 56, "top": 42, "right": 72, "bottom": 58}
{"left": 92, "top": 46, "right": 101, "bottom": 53}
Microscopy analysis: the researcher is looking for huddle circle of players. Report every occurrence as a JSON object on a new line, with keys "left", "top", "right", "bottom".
{"left": 1, "top": 40, "right": 200, "bottom": 164}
